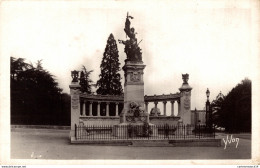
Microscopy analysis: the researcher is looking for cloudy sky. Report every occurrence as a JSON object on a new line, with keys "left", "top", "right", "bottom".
{"left": 1, "top": 1, "right": 258, "bottom": 113}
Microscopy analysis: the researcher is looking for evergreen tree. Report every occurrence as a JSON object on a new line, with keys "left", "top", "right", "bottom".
{"left": 79, "top": 65, "right": 93, "bottom": 94}
{"left": 96, "top": 33, "right": 123, "bottom": 95}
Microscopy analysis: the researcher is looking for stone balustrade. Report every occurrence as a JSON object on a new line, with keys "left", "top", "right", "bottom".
{"left": 144, "top": 93, "right": 180, "bottom": 101}
{"left": 80, "top": 93, "right": 124, "bottom": 101}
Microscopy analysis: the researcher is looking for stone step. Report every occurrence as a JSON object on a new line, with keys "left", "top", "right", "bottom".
{"left": 131, "top": 140, "right": 173, "bottom": 147}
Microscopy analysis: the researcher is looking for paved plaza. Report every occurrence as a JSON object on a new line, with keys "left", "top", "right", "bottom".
{"left": 11, "top": 128, "right": 251, "bottom": 160}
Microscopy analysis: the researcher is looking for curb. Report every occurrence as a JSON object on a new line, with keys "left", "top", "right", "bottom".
{"left": 70, "top": 138, "right": 222, "bottom": 147}
{"left": 11, "top": 125, "right": 70, "bottom": 130}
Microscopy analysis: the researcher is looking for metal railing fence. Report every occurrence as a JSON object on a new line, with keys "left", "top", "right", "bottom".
{"left": 75, "top": 124, "right": 215, "bottom": 140}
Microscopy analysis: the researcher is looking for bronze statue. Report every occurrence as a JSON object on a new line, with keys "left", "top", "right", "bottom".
{"left": 71, "top": 70, "right": 79, "bottom": 82}
{"left": 182, "top": 74, "right": 189, "bottom": 84}
{"left": 119, "top": 12, "right": 142, "bottom": 62}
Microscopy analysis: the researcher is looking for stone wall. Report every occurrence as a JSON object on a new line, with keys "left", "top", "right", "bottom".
{"left": 80, "top": 116, "right": 120, "bottom": 126}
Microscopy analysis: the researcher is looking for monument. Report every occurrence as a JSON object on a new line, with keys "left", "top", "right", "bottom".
{"left": 113, "top": 13, "right": 155, "bottom": 137}
{"left": 69, "top": 70, "right": 81, "bottom": 139}
{"left": 69, "top": 13, "right": 197, "bottom": 141}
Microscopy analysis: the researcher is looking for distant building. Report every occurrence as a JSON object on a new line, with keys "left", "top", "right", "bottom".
{"left": 191, "top": 108, "right": 206, "bottom": 125}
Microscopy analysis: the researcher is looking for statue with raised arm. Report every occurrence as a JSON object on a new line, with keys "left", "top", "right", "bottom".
{"left": 119, "top": 12, "right": 142, "bottom": 62}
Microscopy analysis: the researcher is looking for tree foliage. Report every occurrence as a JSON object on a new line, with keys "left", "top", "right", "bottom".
{"left": 212, "top": 78, "right": 251, "bottom": 132}
{"left": 11, "top": 57, "right": 70, "bottom": 125}
{"left": 211, "top": 92, "right": 225, "bottom": 127}
{"left": 79, "top": 65, "right": 93, "bottom": 94}
{"left": 96, "top": 33, "right": 123, "bottom": 95}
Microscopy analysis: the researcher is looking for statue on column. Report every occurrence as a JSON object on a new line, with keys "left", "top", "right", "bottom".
{"left": 118, "top": 12, "right": 142, "bottom": 62}
{"left": 182, "top": 74, "right": 189, "bottom": 84}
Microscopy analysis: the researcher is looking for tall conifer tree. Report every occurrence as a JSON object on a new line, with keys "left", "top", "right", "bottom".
{"left": 96, "top": 34, "right": 123, "bottom": 95}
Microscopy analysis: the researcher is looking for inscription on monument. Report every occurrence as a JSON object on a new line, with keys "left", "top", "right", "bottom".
{"left": 184, "top": 91, "right": 190, "bottom": 110}
{"left": 71, "top": 94, "right": 79, "bottom": 109}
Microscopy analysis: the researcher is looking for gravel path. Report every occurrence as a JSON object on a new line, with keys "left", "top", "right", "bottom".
{"left": 11, "top": 128, "right": 251, "bottom": 160}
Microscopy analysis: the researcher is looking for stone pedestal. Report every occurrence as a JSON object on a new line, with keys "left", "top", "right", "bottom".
{"left": 69, "top": 82, "right": 81, "bottom": 140}
{"left": 114, "top": 60, "right": 157, "bottom": 137}
{"left": 178, "top": 74, "right": 192, "bottom": 125}
{"left": 113, "top": 122, "right": 158, "bottom": 138}
{"left": 120, "top": 60, "right": 149, "bottom": 123}
{"left": 123, "top": 61, "right": 146, "bottom": 111}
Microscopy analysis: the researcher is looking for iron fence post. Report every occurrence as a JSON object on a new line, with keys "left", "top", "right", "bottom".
{"left": 214, "top": 125, "right": 215, "bottom": 138}
{"left": 184, "top": 125, "right": 185, "bottom": 140}
{"left": 199, "top": 124, "right": 201, "bottom": 139}
{"left": 75, "top": 124, "right": 77, "bottom": 140}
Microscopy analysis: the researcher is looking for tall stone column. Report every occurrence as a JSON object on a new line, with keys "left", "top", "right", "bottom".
{"left": 114, "top": 14, "right": 150, "bottom": 139}
{"left": 97, "top": 102, "right": 101, "bottom": 117}
{"left": 154, "top": 101, "right": 158, "bottom": 108}
{"left": 145, "top": 102, "right": 149, "bottom": 113}
{"left": 82, "top": 100, "right": 86, "bottom": 116}
{"left": 89, "top": 101, "right": 93, "bottom": 116}
{"left": 121, "top": 61, "right": 146, "bottom": 122}
{"left": 106, "top": 102, "right": 110, "bottom": 117}
{"left": 69, "top": 70, "right": 80, "bottom": 141}
{"left": 171, "top": 101, "right": 175, "bottom": 116}
{"left": 163, "top": 101, "right": 167, "bottom": 116}
{"left": 177, "top": 100, "right": 181, "bottom": 117}
{"left": 179, "top": 74, "right": 192, "bottom": 125}
{"left": 115, "top": 102, "right": 119, "bottom": 116}
{"left": 154, "top": 101, "right": 158, "bottom": 116}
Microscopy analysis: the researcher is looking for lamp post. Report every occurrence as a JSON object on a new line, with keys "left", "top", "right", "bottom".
{"left": 205, "top": 88, "right": 211, "bottom": 129}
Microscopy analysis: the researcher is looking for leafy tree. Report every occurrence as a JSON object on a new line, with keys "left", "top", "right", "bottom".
{"left": 79, "top": 66, "right": 93, "bottom": 94}
{"left": 96, "top": 33, "right": 123, "bottom": 95}
{"left": 211, "top": 92, "right": 225, "bottom": 127}
{"left": 11, "top": 57, "right": 31, "bottom": 80}
{"left": 11, "top": 57, "right": 70, "bottom": 125}
{"left": 212, "top": 78, "right": 251, "bottom": 132}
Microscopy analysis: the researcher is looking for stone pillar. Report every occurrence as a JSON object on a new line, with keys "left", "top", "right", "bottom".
{"left": 97, "top": 102, "right": 101, "bottom": 117}
{"left": 115, "top": 102, "right": 119, "bottom": 116}
{"left": 179, "top": 73, "right": 192, "bottom": 125}
{"left": 145, "top": 102, "right": 149, "bottom": 113}
{"left": 69, "top": 73, "right": 81, "bottom": 140}
{"left": 106, "top": 102, "right": 110, "bottom": 117}
{"left": 163, "top": 101, "right": 167, "bottom": 116}
{"left": 82, "top": 100, "right": 86, "bottom": 116}
{"left": 154, "top": 101, "right": 158, "bottom": 108}
{"left": 89, "top": 101, "right": 93, "bottom": 116}
{"left": 121, "top": 61, "right": 146, "bottom": 122}
{"left": 171, "top": 101, "right": 175, "bottom": 116}
{"left": 154, "top": 101, "right": 158, "bottom": 116}
{"left": 177, "top": 100, "right": 181, "bottom": 117}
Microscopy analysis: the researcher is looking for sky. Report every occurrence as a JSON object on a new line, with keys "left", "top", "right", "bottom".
{"left": 0, "top": 0, "right": 258, "bottom": 113}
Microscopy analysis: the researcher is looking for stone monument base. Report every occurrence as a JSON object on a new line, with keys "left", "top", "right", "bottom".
{"left": 113, "top": 123, "right": 158, "bottom": 138}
